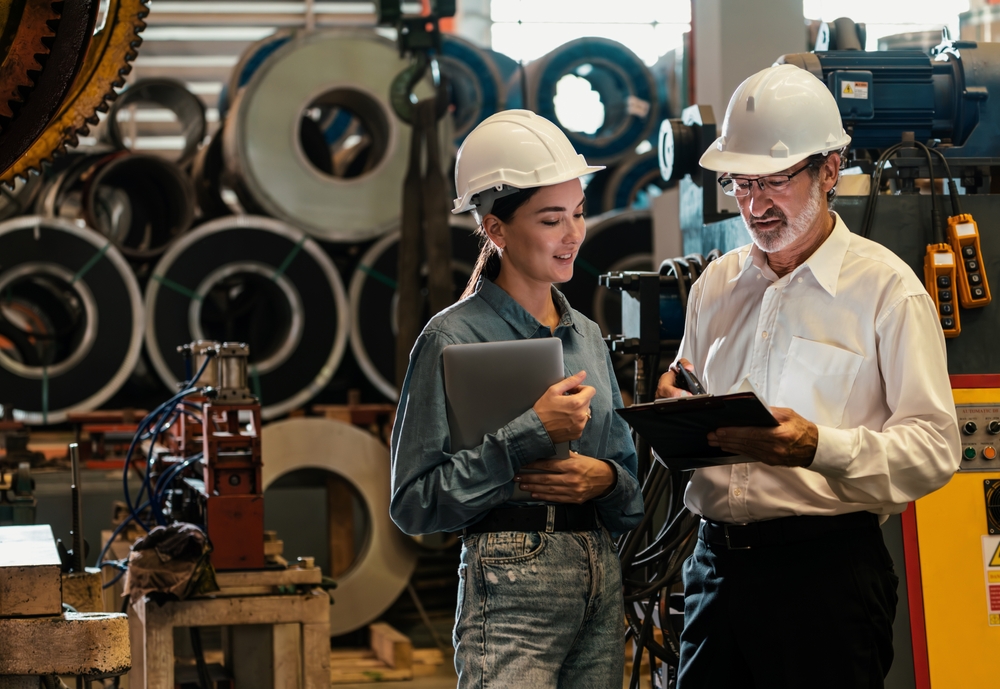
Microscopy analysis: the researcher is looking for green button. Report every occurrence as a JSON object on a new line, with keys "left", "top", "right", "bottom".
{"left": 964, "top": 447, "right": 978, "bottom": 460}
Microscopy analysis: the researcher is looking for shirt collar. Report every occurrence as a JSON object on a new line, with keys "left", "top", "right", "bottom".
{"left": 476, "top": 278, "right": 583, "bottom": 338}
{"left": 728, "top": 212, "right": 849, "bottom": 296}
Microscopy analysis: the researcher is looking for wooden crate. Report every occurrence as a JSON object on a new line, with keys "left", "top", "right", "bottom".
{"left": 329, "top": 623, "right": 449, "bottom": 684}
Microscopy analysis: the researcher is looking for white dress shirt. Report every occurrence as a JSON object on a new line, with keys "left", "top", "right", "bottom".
{"left": 677, "top": 212, "right": 961, "bottom": 522}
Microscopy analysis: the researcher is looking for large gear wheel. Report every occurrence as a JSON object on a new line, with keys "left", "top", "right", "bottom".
{"left": 0, "top": 0, "right": 61, "bottom": 120}
{"left": 1, "top": 0, "right": 148, "bottom": 186}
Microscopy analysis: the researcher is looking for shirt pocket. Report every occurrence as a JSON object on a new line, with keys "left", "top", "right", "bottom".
{"left": 775, "top": 336, "right": 863, "bottom": 427}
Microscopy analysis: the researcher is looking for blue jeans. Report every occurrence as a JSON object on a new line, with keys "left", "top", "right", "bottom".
{"left": 454, "top": 527, "right": 625, "bottom": 689}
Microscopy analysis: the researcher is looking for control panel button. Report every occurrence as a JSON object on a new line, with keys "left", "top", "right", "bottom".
{"left": 941, "top": 317, "right": 955, "bottom": 330}
{"left": 939, "top": 290, "right": 952, "bottom": 302}
{"left": 938, "top": 275, "right": 951, "bottom": 288}
{"left": 973, "top": 286, "right": 986, "bottom": 299}
{"left": 940, "top": 303, "right": 953, "bottom": 315}
{"left": 964, "top": 446, "right": 978, "bottom": 460}
{"left": 970, "top": 273, "right": 983, "bottom": 286}
{"left": 964, "top": 421, "right": 978, "bottom": 435}
{"left": 989, "top": 421, "right": 1000, "bottom": 435}
{"left": 966, "top": 259, "right": 979, "bottom": 271}
{"left": 984, "top": 446, "right": 997, "bottom": 461}
{"left": 963, "top": 245, "right": 976, "bottom": 258}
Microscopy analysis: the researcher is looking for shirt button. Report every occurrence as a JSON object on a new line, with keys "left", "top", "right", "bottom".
{"left": 761, "top": 331, "right": 768, "bottom": 339}
{"left": 797, "top": 277, "right": 803, "bottom": 283}
{"left": 734, "top": 488, "right": 743, "bottom": 497}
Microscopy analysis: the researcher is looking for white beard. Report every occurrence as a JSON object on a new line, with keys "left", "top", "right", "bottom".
{"left": 744, "top": 179, "right": 824, "bottom": 253}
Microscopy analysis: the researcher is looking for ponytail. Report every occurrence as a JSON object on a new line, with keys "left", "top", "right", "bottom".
{"left": 461, "top": 231, "right": 502, "bottom": 299}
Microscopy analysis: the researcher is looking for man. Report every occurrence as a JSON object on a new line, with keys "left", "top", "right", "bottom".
{"left": 657, "top": 64, "right": 961, "bottom": 688}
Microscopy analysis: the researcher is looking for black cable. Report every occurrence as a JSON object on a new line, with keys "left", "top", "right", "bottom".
{"left": 190, "top": 627, "right": 213, "bottom": 689}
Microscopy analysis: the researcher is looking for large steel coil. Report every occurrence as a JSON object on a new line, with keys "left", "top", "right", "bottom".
{"left": 560, "top": 209, "right": 653, "bottom": 338}
{"left": 106, "top": 78, "right": 207, "bottom": 166}
{"left": 218, "top": 28, "right": 296, "bottom": 118}
{"left": 37, "top": 151, "right": 195, "bottom": 261}
{"left": 350, "top": 218, "right": 480, "bottom": 400}
{"left": 440, "top": 34, "right": 505, "bottom": 146}
{"left": 602, "top": 149, "right": 674, "bottom": 213}
{"left": 0, "top": 216, "right": 143, "bottom": 424}
{"left": 523, "top": 37, "right": 658, "bottom": 166}
{"left": 145, "top": 215, "right": 349, "bottom": 419}
{"left": 223, "top": 31, "right": 422, "bottom": 243}
{"left": 262, "top": 418, "right": 418, "bottom": 637}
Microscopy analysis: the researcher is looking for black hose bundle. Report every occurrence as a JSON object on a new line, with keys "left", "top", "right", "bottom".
{"left": 616, "top": 249, "right": 721, "bottom": 689}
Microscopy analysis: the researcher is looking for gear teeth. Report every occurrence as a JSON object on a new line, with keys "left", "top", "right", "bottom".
{"left": 0, "top": 0, "right": 61, "bottom": 119}
{"left": 1, "top": 0, "right": 150, "bottom": 188}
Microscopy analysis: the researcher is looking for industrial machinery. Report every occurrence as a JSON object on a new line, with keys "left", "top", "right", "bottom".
{"left": 153, "top": 341, "right": 265, "bottom": 571}
{"left": 98, "top": 340, "right": 266, "bottom": 576}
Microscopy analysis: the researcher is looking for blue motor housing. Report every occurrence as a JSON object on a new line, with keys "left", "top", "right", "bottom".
{"left": 778, "top": 40, "right": 1000, "bottom": 160}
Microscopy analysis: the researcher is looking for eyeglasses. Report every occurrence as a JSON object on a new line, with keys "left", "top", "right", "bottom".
{"left": 718, "top": 162, "right": 816, "bottom": 198}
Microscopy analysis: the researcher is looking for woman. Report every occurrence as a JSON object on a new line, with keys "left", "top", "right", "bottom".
{"left": 389, "top": 109, "right": 643, "bottom": 688}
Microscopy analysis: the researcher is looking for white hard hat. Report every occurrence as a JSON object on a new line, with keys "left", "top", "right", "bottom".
{"left": 699, "top": 64, "right": 851, "bottom": 176}
{"left": 452, "top": 109, "right": 604, "bottom": 216}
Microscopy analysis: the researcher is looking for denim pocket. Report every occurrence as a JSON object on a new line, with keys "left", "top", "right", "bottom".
{"left": 478, "top": 530, "right": 546, "bottom": 563}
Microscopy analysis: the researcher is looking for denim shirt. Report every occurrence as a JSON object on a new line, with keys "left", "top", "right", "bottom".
{"left": 389, "top": 278, "right": 643, "bottom": 536}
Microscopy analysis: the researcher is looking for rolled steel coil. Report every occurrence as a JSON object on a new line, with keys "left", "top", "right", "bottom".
{"left": 559, "top": 209, "right": 653, "bottom": 338}
{"left": 523, "top": 37, "right": 658, "bottom": 166}
{"left": 602, "top": 149, "right": 674, "bottom": 212}
{"left": 349, "top": 218, "right": 481, "bottom": 401}
{"left": 0, "top": 216, "right": 143, "bottom": 424}
{"left": 218, "top": 28, "right": 296, "bottom": 118}
{"left": 145, "top": 215, "right": 349, "bottom": 420}
{"left": 36, "top": 151, "right": 195, "bottom": 261}
{"left": 106, "top": 77, "right": 207, "bottom": 167}
{"left": 223, "top": 31, "right": 419, "bottom": 243}
{"left": 261, "top": 417, "right": 418, "bottom": 636}
{"left": 0, "top": 173, "right": 44, "bottom": 222}
{"left": 190, "top": 126, "right": 229, "bottom": 220}
{"left": 439, "top": 34, "right": 505, "bottom": 146}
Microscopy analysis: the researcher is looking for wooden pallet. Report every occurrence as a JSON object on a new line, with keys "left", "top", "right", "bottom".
{"left": 330, "top": 623, "right": 446, "bottom": 684}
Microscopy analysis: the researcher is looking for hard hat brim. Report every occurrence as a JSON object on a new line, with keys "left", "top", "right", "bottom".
{"left": 451, "top": 163, "right": 605, "bottom": 215}
{"left": 699, "top": 134, "right": 851, "bottom": 176}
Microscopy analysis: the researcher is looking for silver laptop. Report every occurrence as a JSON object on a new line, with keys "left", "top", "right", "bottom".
{"left": 442, "top": 338, "right": 570, "bottom": 501}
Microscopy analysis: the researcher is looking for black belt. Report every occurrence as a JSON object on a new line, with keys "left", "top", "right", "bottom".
{"left": 701, "top": 511, "right": 878, "bottom": 550}
{"left": 462, "top": 504, "right": 599, "bottom": 535}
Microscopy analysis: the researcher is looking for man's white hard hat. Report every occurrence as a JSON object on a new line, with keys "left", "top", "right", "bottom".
{"left": 699, "top": 64, "right": 852, "bottom": 176}
{"left": 452, "top": 109, "right": 604, "bottom": 217}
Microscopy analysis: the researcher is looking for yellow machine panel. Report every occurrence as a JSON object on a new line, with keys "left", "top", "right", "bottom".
{"left": 913, "top": 385, "right": 1000, "bottom": 688}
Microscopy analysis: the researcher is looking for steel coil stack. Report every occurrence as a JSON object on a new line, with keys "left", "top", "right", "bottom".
{"left": 0, "top": 27, "right": 676, "bottom": 422}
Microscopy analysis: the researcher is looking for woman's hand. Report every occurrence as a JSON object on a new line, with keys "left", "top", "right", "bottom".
{"left": 515, "top": 452, "right": 615, "bottom": 503}
{"left": 533, "top": 371, "right": 596, "bottom": 444}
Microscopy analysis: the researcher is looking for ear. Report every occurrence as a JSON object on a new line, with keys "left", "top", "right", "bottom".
{"left": 482, "top": 214, "right": 506, "bottom": 251}
{"left": 819, "top": 153, "right": 841, "bottom": 193}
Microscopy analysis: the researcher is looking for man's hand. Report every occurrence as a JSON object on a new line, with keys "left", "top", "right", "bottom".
{"left": 656, "top": 358, "right": 695, "bottom": 399}
{"left": 515, "top": 452, "right": 615, "bottom": 503}
{"left": 533, "top": 371, "right": 596, "bottom": 444}
{"left": 707, "top": 407, "right": 818, "bottom": 468}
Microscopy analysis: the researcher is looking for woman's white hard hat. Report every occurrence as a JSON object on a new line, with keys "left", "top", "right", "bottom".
{"left": 699, "top": 64, "right": 852, "bottom": 176}
{"left": 452, "top": 109, "right": 604, "bottom": 217}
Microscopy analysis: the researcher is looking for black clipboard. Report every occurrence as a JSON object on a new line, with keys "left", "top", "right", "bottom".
{"left": 615, "top": 392, "right": 779, "bottom": 470}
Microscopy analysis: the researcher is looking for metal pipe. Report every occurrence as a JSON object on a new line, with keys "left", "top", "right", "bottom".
{"left": 69, "top": 442, "right": 84, "bottom": 573}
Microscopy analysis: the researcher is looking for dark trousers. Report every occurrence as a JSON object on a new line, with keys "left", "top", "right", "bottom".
{"left": 677, "top": 514, "right": 899, "bottom": 689}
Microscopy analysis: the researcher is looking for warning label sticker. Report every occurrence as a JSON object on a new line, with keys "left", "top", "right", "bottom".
{"left": 840, "top": 81, "right": 869, "bottom": 100}
{"left": 983, "top": 536, "right": 1000, "bottom": 625}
